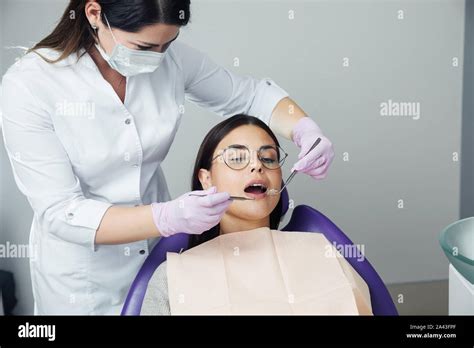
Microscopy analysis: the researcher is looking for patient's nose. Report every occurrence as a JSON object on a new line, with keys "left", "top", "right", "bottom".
{"left": 249, "top": 150, "right": 264, "bottom": 172}
{"left": 249, "top": 158, "right": 263, "bottom": 172}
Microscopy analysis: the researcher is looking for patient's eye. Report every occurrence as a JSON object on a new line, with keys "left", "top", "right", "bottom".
{"left": 260, "top": 148, "right": 278, "bottom": 162}
{"left": 257, "top": 147, "right": 281, "bottom": 169}
{"left": 261, "top": 157, "right": 277, "bottom": 164}
{"left": 228, "top": 156, "right": 247, "bottom": 163}
{"left": 223, "top": 147, "right": 251, "bottom": 169}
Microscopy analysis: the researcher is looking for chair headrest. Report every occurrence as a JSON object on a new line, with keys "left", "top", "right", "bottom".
{"left": 280, "top": 185, "right": 289, "bottom": 218}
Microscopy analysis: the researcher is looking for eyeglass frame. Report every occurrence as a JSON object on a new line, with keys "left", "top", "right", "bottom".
{"left": 211, "top": 144, "right": 288, "bottom": 170}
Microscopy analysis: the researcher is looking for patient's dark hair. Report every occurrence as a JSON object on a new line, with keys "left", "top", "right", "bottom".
{"left": 188, "top": 114, "right": 283, "bottom": 249}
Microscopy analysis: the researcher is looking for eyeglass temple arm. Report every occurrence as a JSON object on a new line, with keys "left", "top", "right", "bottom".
{"left": 278, "top": 137, "right": 322, "bottom": 193}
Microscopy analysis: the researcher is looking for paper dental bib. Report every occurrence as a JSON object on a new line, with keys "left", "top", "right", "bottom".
{"left": 167, "top": 227, "right": 372, "bottom": 315}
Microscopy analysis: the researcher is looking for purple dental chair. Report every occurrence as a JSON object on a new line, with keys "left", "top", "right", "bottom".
{"left": 121, "top": 188, "right": 398, "bottom": 315}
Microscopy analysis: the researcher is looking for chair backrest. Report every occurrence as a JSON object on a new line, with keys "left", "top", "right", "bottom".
{"left": 280, "top": 184, "right": 289, "bottom": 217}
{"left": 121, "top": 188, "right": 397, "bottom": 315}
{"left": 121, "top": 232, "right": 189, "bottom": 315}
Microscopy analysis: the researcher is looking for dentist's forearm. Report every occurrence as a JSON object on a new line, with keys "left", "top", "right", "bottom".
{"left": 269, "top": 97, "right": 307, "bottom": 140}
{"left": 95, "top": 205, "right": 161, "bottom": 245}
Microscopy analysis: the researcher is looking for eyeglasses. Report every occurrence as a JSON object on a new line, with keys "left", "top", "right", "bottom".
{"left": 212, "top": 144, "right": 288, "bottom": 170}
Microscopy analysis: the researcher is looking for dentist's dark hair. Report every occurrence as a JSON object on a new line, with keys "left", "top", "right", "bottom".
{"left": 188, "top": 115, "right": 284, "bottom": 249}
{"left": 28, "top": 0, "right": 191, "bottom": 63}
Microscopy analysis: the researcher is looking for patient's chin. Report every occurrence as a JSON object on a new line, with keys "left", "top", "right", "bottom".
{"left": 229, "top": 201, "right": 275, "bottom": 221}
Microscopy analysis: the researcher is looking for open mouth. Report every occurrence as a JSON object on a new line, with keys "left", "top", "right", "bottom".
{"left": 244, "top": 183, "right": 268, "bottom": 195}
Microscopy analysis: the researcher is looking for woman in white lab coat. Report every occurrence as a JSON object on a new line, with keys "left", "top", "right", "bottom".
{"left": 1, "top": 0, "right": 334, "bottom": 315}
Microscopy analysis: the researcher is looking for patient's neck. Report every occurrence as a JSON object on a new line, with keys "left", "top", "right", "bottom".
{"left": 219, "top": 214, "right": 270, "bottom": 235}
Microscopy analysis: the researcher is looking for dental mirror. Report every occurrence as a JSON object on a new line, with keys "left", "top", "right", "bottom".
{"left": 266, "top": 137, "right": 322, "bottom": 196}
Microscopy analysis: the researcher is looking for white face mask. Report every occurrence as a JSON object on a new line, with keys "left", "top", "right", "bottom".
{"left": 95, "top": 14, "right": 166, "bottom": 77}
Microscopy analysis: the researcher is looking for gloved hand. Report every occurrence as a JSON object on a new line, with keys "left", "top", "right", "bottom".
{"left": 291, "top": 117, "right": 334, "bottom": 179}
{"left": 151, "top": 186, "right": 231, "bottom": 237}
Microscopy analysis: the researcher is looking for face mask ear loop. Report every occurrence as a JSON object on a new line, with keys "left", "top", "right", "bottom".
{"left": 103, "top": 13, "right": 119, "bottom": 45}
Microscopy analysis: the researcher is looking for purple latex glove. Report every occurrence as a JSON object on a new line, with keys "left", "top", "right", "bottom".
{"left": 151, "top": 186, "right": 231, "bottom": 237}
{"left": 291, "top": 117, "right": 334, "bottom": 179}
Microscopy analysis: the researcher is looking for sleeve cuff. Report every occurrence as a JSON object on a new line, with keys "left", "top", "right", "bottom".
{"left": 63, "top": 199, "right": 113, "bottom": 251}
{"left": 247, "top": 78, "right": 289, "bottom": 126}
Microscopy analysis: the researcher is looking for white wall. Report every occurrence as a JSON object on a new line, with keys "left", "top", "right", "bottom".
{"left": 1, "top": 0, "right": 465, "bottom": 314}
{"left": 0, "top": 0, "right": 68, "bottom": 315}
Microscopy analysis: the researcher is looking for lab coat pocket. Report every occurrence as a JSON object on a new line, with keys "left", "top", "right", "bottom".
{"left": 37, "top": 235, "right": 92, "bottom": 311}
{"left": 40, "top": 235, "right": 88, "bottom": 280}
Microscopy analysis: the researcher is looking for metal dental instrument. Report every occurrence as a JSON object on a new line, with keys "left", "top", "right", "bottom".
{"left": 189, "top": 193, "right": 255, "bottom": 201}
{"left": 266, "top": 137, "right": 322, "bottom": 196}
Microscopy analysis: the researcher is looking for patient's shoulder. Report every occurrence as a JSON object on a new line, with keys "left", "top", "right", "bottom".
{"left": 156, "top": 260, "right": 168, "bottom": 277}
{"left": 150, "top": 261, "right": 168, "bottom": 291}
{"left": 141, "top": 261, "right": 170, "bottom": 315}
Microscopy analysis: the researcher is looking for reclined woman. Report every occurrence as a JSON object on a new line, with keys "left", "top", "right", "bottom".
{"left": 141, "top": 114, "right": 372, "bottom": 315}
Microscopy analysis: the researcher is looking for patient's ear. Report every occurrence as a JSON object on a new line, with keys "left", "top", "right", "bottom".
{"left": 198, "top": 169, "right": 213, "bottom": 190}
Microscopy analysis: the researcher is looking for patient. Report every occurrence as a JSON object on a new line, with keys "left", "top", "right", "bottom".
{"left": 141, "top": 114, "right": 372, "bottom": 315}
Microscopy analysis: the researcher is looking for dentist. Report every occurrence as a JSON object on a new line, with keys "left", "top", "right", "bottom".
{"left": 1, "top": 0, "right": 334, "bottom": 314}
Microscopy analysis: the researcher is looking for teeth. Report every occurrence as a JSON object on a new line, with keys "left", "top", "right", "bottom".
{"left": 244, "top": 183, "right": 268, "bottom": 195}
{"left": 249, "top": 183, "right": 267, "bottom": 189}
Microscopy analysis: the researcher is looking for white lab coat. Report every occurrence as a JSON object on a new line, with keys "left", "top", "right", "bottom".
{"left": 0, "top": 41, "right": 289, "bottom": 315}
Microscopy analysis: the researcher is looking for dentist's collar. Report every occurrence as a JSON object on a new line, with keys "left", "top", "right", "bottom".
{"left": 30, "top": 47, "right": 99, "bottom": 71}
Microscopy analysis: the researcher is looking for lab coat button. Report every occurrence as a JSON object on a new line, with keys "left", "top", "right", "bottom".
{"left": 266, "top": 81, "right": 271, "bottom": 86}
{"left": 66, "top": 212, "right": 74, "bottom": 219}
{"left": 125, "top": 119, "right": 131, "bottom": 125}
{"left": 139, "top": 249, "right": 146, "bottom": 255}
